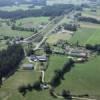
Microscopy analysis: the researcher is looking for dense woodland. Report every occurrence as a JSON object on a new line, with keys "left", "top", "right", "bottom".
{"left": 0, "top": 4, "right": 74, "bottom": 19}
{"left": 0, "top": 44, "right": 24, "bottom": 86}
{"left": 86, "top": 44, "right": 100, "bottom": 54}
{"left": 78, "top": 16, "right": 100, "bottom": 24}
{"left": 62, "top": 23, "right": 77, "bottom": 31}
{"left": 0, "top": 0, "right": 46, "bottom": 7}
{"left": 11, "top": 24, "right": 37, "bottom": 32}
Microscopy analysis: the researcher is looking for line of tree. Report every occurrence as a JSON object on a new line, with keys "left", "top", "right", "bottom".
{"left": 0, "top": 44, "right": 24, "bottom": 87}
{"left": 50, "top": 59, "right": 75, "bottom": 88}
{"left": 18, "top": 81, "right": 42, "bottom": 96}
{"left": 61, "top": 90, "right": 72, "bottom": 100}
{"left": 0, "top": 4, "right": 74, "bottom": 19}
{"left": 85, "top": 44, "right": 100, "bottom": 54}
{"left": 62, "top": 23, "right": 77, "bottom": 31}
{"left": 78, "top": 16, "right": 100, "bottom": 24}
{"left": 11, "top": 24, "right": 37, "bottom": 33}
{"left": 44, "top": 43, "right": 52, "bottom": 55}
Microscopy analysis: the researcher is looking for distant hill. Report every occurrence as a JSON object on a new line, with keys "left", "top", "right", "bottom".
{"left": 46, "top": 0, "right": 99, "bottom": 5}
{"left": 0, "top": 0, "right": 46, "bottom": 7}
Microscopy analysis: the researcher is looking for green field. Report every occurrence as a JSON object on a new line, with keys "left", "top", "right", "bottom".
{"left": 45, "top": 55, "right": 100, "bottom": 98}
{"left": 45, "top": 55, "right": 68, "bottom": 82}
{"left": 0, "top": 24, "right": 33, "bottom": 49}
{"left": 0, "top": 57, "right": 56, "bottom": 100}
{"left": 0, "top": 25, "right": 33, "bottom": 38}
{"left": 0, "top": 54, "right": 100, "bottom": 99}
{"left": 82, "top": 7, "right": 100, "bottom": 19}
{"left": 45, "top": 55, "right": 100, "bottom": 99}
{"left": 55, "top": 56, "right": 100, "bottom": 98}
{"left": 16, "top": 17, "right": 49, "bottom": 26}
{"left": 47, "top": 32, "right": 71, "bottom": 44}
{"left": 69, "top": 27, "right": 100, "bottom": 45}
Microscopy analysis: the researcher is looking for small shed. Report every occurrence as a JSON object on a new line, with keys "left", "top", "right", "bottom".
{"left": 30, "top": 55, "right": 47, "bottom": 62}
{"left": 36, "top": 55, "right": 47, "bottom": 62}
{"left": 22, "top": 64, "right": 34, "bottom": 70}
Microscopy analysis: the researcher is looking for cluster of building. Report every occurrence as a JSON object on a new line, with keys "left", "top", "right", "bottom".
{"left": 65, "top": 46, "right": 89, "bottom": 58}
{"left": 21, "top": 55, "right": 47, "bottom": 70}
{"left": 29, "top": 55, "right": 48, "bottom": 62}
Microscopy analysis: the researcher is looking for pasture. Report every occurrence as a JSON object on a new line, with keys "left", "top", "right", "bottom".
{"left": 47, "top": 32, "right": 72, "bottom": 44}
{"left": 45, "top": 55, "right": 68, "bottom": 82}
{"left": 0, "top": 17, "right": 50, "bottom": 38}
{"left": 45, "top": 55, "right": 100, "bottom": 99}
{"left": 55, "top": 56, "right": 100, "bottom": 98}
{"left": 0, "top": 25, "right": 33, "bottom": 38}
{"left": 0, "top": 57, "right": 55, "bottom": 100}
{"left": 82, "top": 7, "right": 100, "bottom": 19}
{"left": 16, "top": 17, "right": 49, "bottom": 26}
{"left": 69, "top": 27, "right": 100, "bottom": 45}
{"left": 0, "top": 54, "right": 100, "bottom": 99}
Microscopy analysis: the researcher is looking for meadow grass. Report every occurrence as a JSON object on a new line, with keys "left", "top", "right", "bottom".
{"left": 56, "top": 56, "right": 100, "bottom": 96}
{"left": 47, "top": 32, "right": 71, "bottom": 44}
{"left": 69, "top": 27, "right": 100, "bottom": 45}
{"left": 16, "top": 17, "right": 50, "bottom": 26}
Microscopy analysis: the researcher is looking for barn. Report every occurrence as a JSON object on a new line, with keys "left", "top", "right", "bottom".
{"left": 22, "top": 64, "right": 34, "bottom": 70}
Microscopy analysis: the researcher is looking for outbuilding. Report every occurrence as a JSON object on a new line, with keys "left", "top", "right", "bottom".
{"left": 22, "top": 64, "right": 34, "bottom": 70}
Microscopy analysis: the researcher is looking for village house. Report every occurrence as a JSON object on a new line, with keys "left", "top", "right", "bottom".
{"left": 67, "top": 50, "right": 87, "bottom": 58}
{"left": 65, "top": 46, "right": 89, "bottom": 58}
{"left": 29, "top": 55, "right": 47, "bottom": 62}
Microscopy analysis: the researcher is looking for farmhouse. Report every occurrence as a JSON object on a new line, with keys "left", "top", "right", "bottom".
{"left": 65, "top": 46, "right": 89, "bottom": 58}
{"left": 68, "top": 50, "right": 87, "bottom": 58}
{"left": 74, "top": 58, "right": 87, "bottom": 63}
{"left": 52, "top": 48, "right": 65, "bottom": 55}
{"left": 22, "top": 64, "right": 34, "bottom": 70}
{"left": 30, "top": 55, "right": 47, "bottom": 62}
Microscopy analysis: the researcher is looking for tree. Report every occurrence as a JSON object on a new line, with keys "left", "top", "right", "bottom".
{"left": 76, "top": 40, "right": 79, "bottom": 47}
{"left": 50, "top": 72, "right": 61, "bottom": 87}
{"left": 27, "top": 84, "right": 33, "bottom": 91}
{"left": 0, "top": 73, "right": 2, "bottom": 87}
{"left": 18, "top": 85, "right": 27, "bottom": 96}
{"left": 33, "top": 81, "right": 42, "bottom": 91}
{"left": 62, "top": 59, "right": 74, "bottom": 74}
{"left": 63, "top": 23, "right": 77, "bottom": 31}
{"left": 0, "top": 4, "right": 74, "bottom": 19}
{"left": 62, "top": 90, "right": 72, "bottom": 99}
{"left": 44, "top": 43, "right": 52, "bottom": 55}
{"left": 0, "top": 44, "right": 24, "bottom": 78}
{"left": 26, "top": 48, "right": 34, "bottom": 56}
{"left": 49, "top": 88, "right": 57, "bottom": 98}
